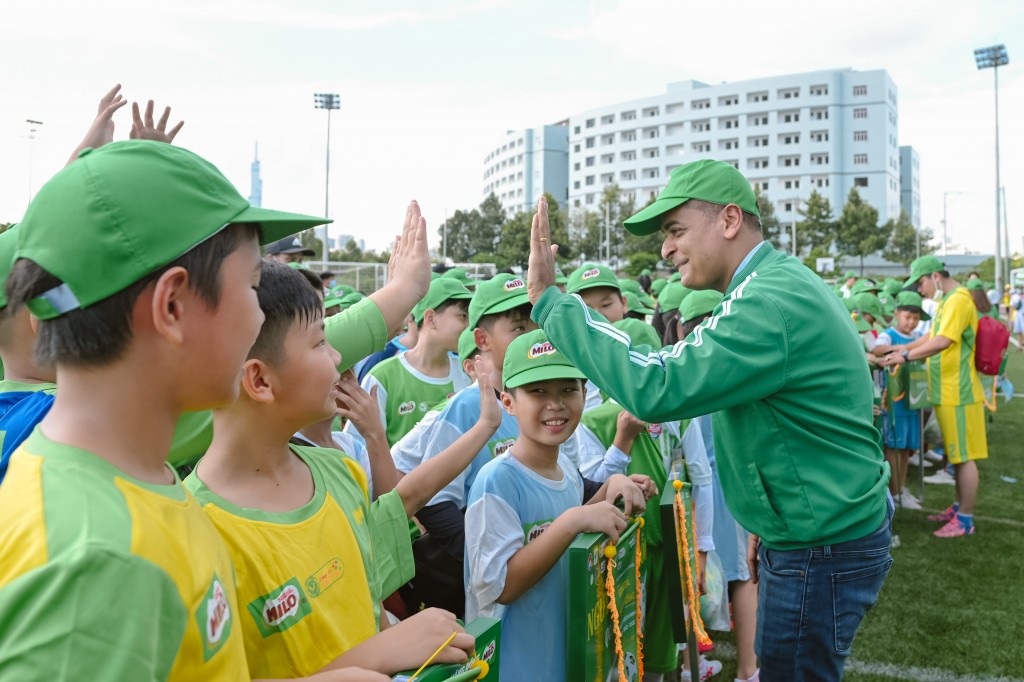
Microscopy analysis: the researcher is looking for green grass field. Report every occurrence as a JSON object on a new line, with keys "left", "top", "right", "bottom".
{"left": 669, "top": 350, "right": 1024, "bottom": 682}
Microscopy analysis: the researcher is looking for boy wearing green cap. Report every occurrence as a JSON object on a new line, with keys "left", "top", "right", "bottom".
{"left": 567, "top": 263, "right": 626, "bottom": 410}
{"left": 0, "top": 140, "right": 335, "bottom": 679}
{"left": 871, "top": 292, "right": 930, "bottom": 511}
{"left": 882, "top": 256, "right": 987, "bottom": 538}
{"left": 355, "top": 277, "right": 473, "bottom": 446}
{"left": 185, "top": 260, "right": 504, "bottom": 678}
{"left": 527, "top": 158, "right": 892, "bottom": 680}
{"left": 465, "top": 329, "right": 643, "bottom": 682}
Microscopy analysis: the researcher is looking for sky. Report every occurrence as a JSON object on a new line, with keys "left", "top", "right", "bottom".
{"left": 1, "top": 0, "right": 1022, "bottom": 259}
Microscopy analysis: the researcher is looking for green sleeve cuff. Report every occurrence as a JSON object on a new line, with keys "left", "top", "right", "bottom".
{"left": 531, "top": 285, "right": 565, "bottom": 327}
{"left": 367, "top": 489, "right": 415, "bottom": 598}
{"left": 326, "top": 297, "right": 389, "bottom": 373}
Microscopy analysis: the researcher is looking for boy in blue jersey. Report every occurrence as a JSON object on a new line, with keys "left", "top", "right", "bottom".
{"left": 464, "top": 329, "right": 644, "bottom": 682}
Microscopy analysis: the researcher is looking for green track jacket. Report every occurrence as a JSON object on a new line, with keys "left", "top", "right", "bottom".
{"left": 534, "top": 243, "right": 890, "bottom": 550}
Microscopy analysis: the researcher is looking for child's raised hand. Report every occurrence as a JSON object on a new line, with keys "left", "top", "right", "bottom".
{"left": 67, "top": 84, "right": 128, "bottom": 165}
{"left": 335, "top": 373, "right": 384, "bottom": 438}
{"left": 628, "top": 473, "right": 658, "bottom": 500}
{"left": 604, "top": 473, "right": 647, "bottom": 516}
{"left": 476, "top": 358, "right": 502, "bottom": 432}
{"left": 130, "top": 99, "right": 184, "bottom": 143}
{"left": 390, "top": 608, "right": 475, "bottom": 667}
{"left": 575, "top": 500, "right": 628, "bottom": 543}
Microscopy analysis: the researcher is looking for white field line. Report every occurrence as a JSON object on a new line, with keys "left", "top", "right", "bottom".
{"left": 708, "top": 641, "right": 1024, "bottom": 682}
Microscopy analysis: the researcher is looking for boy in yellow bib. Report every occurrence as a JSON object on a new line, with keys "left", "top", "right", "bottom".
{"left": 186, "top": 261, "right": 504, "bottom": 677}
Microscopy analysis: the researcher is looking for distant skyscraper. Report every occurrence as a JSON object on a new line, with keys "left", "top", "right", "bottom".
{"left": 248, "top": 142, "right": 263, "bottom": 207}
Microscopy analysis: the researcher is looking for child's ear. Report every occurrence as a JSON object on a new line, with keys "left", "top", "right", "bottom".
{"left": 147, "top": 266, "right": 191, "bottom": 345}
{"left": 240, "top": 358, "right": 275, "bottom": 404}
{"left": 500, "top": 389, "right": 515, "bottom": 415}
{"left": 474, "top": 327, "right": 490, "bottom": 352}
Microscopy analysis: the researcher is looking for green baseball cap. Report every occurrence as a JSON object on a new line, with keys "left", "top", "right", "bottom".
{"left": 443, "top": 267, "right": 477, "bottom": 288}
{"left": 842, "top": 297, "right": 858, "bottom": 313}
{"left": 430, "top": 271, "right": 441, "bottom": 280}
{"left": 412, "top": 277, "right": 474, "bottom": 323}
{"left": 613, "top": 317, "right": 660, "bottom": 348}
{"left": 903, "top": 255, "right": 945, "bottom": 288}
{"left": 844, "top": 270, "right": 858, "bottom": 280}
{"left": 555, "top": 272, "right": 569, "bottom": 285}
{"left": 882, "top": 279, "right": 903, "bottom": 297}
{"left": 619, "top": 279, "right": 656, "bottom": 308}
{"left": 853, "top": 292, "right": 885, "bottom": 321}
{"left": 323, "top": 294, "right": 345, "bottom": 310}
{"left": 286, "top": 261, "right": 310, "bottom": 270}
{"left": 502, "top": 329, "right": 586, "bottom": 389}
{"left": 457, "top": 326, "right": 479, "bottom": 362}
{"left": 894, "top": 291, "right": 931, "bottom": 320}
{"left": 0, "top": 226, "right": 18, "bottom": 310}
{"left": 624, "top": 292, "right": 655, "bottom": 316}
{"left": 669, "top": 272, "right": 681, "bottom": 283}
{"left": 567, "top": 263, "right": 620, "bottom": 295}
{"left": 468, "top": 273, "right": 530, "bottom": 330}
{"left": 658, "top": 282, "right": 692, "bottom": 312}
{"left": 623, "top": 159, "right": 760, "bottom": 236}
{"left": 338, "top": 291, "right": 365, "bottom": 310}
{"left": 850, "top": 278, "right": 880, "bottom": 297}
{"left": 966, "top": 278, "right": 985, "bottom": 291}
{"left": 650, "top": 278, "right": 668, "bottom": 296}
{"left": 678, "top": 289, "right": 721, "bottom": 322}
{"left": 16, "top": 141, "right": 330, "bottom": 320}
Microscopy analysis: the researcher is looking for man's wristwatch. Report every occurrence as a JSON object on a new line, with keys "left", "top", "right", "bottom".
{"left": 901, "top": 349, "right": 910, "bottom": 362}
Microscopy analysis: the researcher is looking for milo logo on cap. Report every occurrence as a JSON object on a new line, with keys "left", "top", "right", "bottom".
{"left": 528, "top": 341, "right": 557, "bottom": 359}
{"left": 503, "top": 278, "right": 525, "bottom": 292}
{"left": 581, "top": 268, "right": 601, "bottom": 280}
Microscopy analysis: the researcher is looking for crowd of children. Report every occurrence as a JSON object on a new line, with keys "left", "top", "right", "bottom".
{"left": 0, "top": 90, "right": 1013, "bottom": 682}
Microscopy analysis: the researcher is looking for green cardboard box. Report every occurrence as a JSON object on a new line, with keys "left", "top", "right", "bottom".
{"left": 391, "top": 616, "right": 501, "bottom": 681}
{"left": 567, "top": 518, "right": 646, "bottom": 682}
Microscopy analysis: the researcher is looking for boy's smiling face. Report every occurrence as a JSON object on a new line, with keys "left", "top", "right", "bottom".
{"left": 579, "top": 286, "right": 626, "bottom": 323}
{"left": 502, "top": 378, "right": 585, "bottom": 448}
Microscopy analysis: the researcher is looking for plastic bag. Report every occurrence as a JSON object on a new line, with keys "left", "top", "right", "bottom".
{"left": 699, "top": 550, "right": 731, "bottom": 632}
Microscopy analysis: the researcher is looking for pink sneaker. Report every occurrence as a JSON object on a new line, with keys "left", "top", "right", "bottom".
{"left": 927, "top": 505, "right": 956, "bottom": 523}
{"left": 933, "top": 517, "right": 975, "bottom": 538}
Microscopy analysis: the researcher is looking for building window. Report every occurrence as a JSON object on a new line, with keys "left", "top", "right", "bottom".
{"left": 602, "top": 134, "right": 614, "bottom": 145}
{"left": 810, "top": 84, "right": 829, "bottom": 96}
{"left": 719, "top": 95, "right": 739, "bottom": 106}
{"left": 784, "top": 179, "right": 800, "bottom": 190}
{"left": 783, "top": 202, "right": 793, "bottom": 212}
{"left": 621, "top": 170, "right": 636, "bottom": 181}
{"left": 585, "top": 175, "right": 595, "bottom": 186}
{"left": 811, "top": 152, "right": 830, "bottom": 165}
{"left": 601, "top": 153, "right": 614, "bottom": 163}
{"left": 720, "top": 117, "right": 739, "bottom": 129}
{"left": 853, "top": 108, "right": 867, "bottom": 119}
{"left": 854, "top": 153, "right": 868, "bottom": 165}
{"left": 693, "top": 141, "right": 711, "bottom": 153}
{"left": 586, "top": 137, "right": 595, "bottom": 148}
{"left": 644, "top": 127, "right": 659, "bottom": 139}
{"left": 810, "top": 130, "right": 829, "bottom": 142}
{"left": 602, "top": 173, "right": 614, "bottom": 183}
{"left": 749, "top": 114, "right": 769, "bottom": 126}
{"left": 748, "top": 91, "right": 769, "bottom": 103}
{"left": 621, "top": 110, "right": 636, "bottom": 121}
{"left": 748, "top": 157, "right": 769, "bottom": 170}
{"left": 854, "top": 177, "right": 868, "bottom": 187}
{"left": 782, "top": 111, "right": 800, "bottom": 123}
{"left": 621, "top": 150, "right": 636, "bottom": 161}
{"left": 574, "top": 199, "right": 581, "bottom": 207}
{"left": 780, "top": 155, "right": 800, "bottom": 167}
{"left": 585, "top": 157, "right": 595, "bottom": 167}
{"left": 853, "top": 130, "right": 868, "bottom": 142}
{"left": 622, "top": 131, "right": 636, "bottom": 142}
{"left": 585, "top": 118, "right": 595, "bottom": 128}
{"left": 586, "top": 193, "right": 594, "bottom": 204}
{"left": 643, "top": 106, "right": 660, "bottom": 117}
{"left": 720, "top": 139, "right": 738, "bottom": 150}
{"left": 693, "top": 119, "right": 711, "bottom": 132}
{"left": 782, "top": 134, "right": 800, "bottom": 145}
{"left": 573, "top": 125, "right": 580, "bottom": 134}
{"left": 601, "top": 114, "right": 615, "bottom": 125}
{"left": 778, "top": 87, "right": 800, "bottom": 99}
{"left": 692, "top": 99, "right": 710, "bottom": 110}
{"left": 573, "top": 181, "right": 580, "bottom": 189}
{"left": 813, "top": 176, "right": 829, "bottom": 188}
{"left": 749, "top": 136, "right": 769, "bottom": 148}
{"left": 853, "top": 85, "right": 867, "bottom": 96}
{"left": 574, "top": 144, "right": 581, "bottom": 152}
{"left": 643, "top": 168, "right": 659, "bottom": 179}
{"left": 811, "top": 108, "right": 828, "bottom": 120}
{"left": 644, "top": 147, "right": 659, "bottom": 158}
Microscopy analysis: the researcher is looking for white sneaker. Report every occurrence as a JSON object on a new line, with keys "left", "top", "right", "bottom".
{"left": 907, "top": 454, "right": 933, "bottom": 468}
{"left": 681, "top": 656, "right": 723, "bottom": 681}
{"left": 924, "top": 449, "right": 945, "bottom": 462}
{"left": 923, "top": 469, "right": 956, "bottom": 485}
{"left": 898, "top": 490, "right": 922, "bottom": 510}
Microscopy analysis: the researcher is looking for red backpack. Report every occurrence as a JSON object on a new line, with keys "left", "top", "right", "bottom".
{"left": 975, "top": 316, "right": 1010, "bottom": 375}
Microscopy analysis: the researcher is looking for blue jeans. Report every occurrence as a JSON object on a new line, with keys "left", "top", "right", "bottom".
{"left": 755, "top": 502, "right": 893, "bottom": 681}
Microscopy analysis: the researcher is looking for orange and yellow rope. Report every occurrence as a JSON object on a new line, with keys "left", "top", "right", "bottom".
{"left": 603, "top": 518, "right": 646, "bottom": 682}
{"left": 673, "top": 479, "right": 712, "bottom": 648}
{"left": 635, "top": 518, "right": 645, "bottom": 680}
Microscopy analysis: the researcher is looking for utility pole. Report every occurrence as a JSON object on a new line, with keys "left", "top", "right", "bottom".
{"left": 314, "top": 93, "right": 341, "bottom": 262}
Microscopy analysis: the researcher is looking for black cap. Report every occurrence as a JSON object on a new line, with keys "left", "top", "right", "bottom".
{"left": 266, "top": 235, "right": 316, "bottom": 256}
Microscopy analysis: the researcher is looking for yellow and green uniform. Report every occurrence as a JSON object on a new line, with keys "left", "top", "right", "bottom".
{"left": 184, "top": 445, "right": 414, "bottom": 678}
{"left": 928, "top": 287, "right": 987, "bottom": 463}
{"left": 0, "top": 430, "right": 247, "bottom": 680}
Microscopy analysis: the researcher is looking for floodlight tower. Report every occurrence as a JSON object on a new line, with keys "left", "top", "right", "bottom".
{"left": 314, "top": 93, "right": 341, "bottom": 261}
{"left": 974, "top": 44, "right": 1009, "bottom": 291}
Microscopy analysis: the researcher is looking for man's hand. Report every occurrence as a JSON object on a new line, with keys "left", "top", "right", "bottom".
{"left": 879, "top": 351, "right": 906, "bottom": 368}
{"left": 747, "top": 534, "right": 760, "bottom": 584}
{"left": 527, "top": 197, "right": 559, "bottom": 305}
{"left": 697, "top": 550, "right": 708, "bottom": 595}
{"left": 67, "top": 84, "right": 128, "bottom": 165}
{"left": 129, "top": 100, "right": 184, "bottom": 143}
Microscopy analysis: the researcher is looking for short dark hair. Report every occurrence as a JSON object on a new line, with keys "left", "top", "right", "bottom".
{"left": 478, "top": 303, "right": 533, "bottom": 332}
{"left": 678, "top": 313, "right": 712, "bottom": 339}
{"left": 6, "top": 223, "right": 262, "bottom": 368}
{"left": 660, "top": 310, "right": 681, "bottom": 345}
{"left": 416, "top": 297, "right": 470, "bottom": 329}
{"left": 319, "top": 271, "right": 334, "bottom": 281}
{"left": 248, "top": 259, "right": 324, "bottom": 365}
{"left": 295, "top": 267, "right": 324, "bottom": 293}
{"left": 687, "top": 199, "right": 762, "bottom": 233}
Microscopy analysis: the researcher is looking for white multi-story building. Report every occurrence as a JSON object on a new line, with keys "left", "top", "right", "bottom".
{"left": 900, "top": 145, "right": 921, "bottom": 230}
{"left": 563, "top": 69, "right": 902, "bottom": 231}
{"left": 482, "top": 123, "right": 569, "bottom": 213}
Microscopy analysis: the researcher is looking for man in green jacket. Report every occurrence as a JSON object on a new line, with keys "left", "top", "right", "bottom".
{"left": 526, "top": 159, "right": 892, "bottom": 682}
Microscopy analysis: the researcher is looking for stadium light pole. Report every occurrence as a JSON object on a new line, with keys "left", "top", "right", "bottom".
{"left": 25, "top": 119, "right": 42, "bottom": 202}
{"left": 314, "top": 93, "right": 340, "bottom": 262}
{"left": 974, "top": 44, "right": 1009, "bottom": 292}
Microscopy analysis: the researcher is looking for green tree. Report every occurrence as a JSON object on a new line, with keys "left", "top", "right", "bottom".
{"left": 882, "top": 210, "right": 934, "bottom": 266}
{"left": 796, "top": 190, "right": 836, "bottom": 256}
{"left": 298, "top": 229, "right": 324, "bottom": 260}
{"left": 494, "top": 210, "right": 531, "bottom": 269}
{"left": 835, "top": 188, "right": 887, "bottom": 274}
{"left": 754, "top": 186, "right": 783, "bottom": 249}
{"left": 439, "top": 207, "right": 482, "bottom": 262}
{"left": 621, "top": 192, "right": 664, "bottom": 264}
{"left": 623, "top": 252, "right": 661, "bottom": 277}
{"left": 0, "top": 223, "right": 13, "bottom": 235}
{"left": 569, "top": 209, "right": 602, "bottom": 262}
